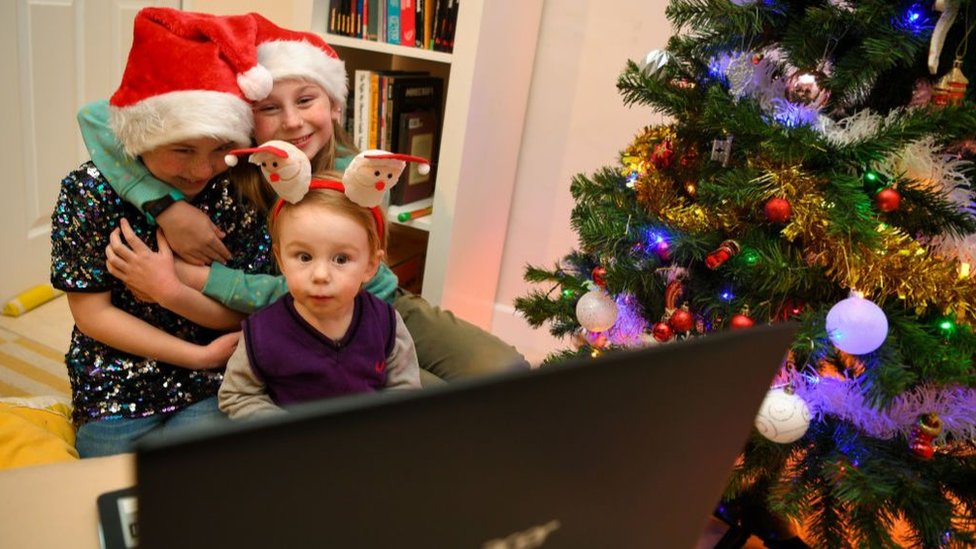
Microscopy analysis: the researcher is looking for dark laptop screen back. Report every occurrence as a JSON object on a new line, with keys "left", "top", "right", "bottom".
{"left": 136, "top": 323, "right": 796, "bottom": 548}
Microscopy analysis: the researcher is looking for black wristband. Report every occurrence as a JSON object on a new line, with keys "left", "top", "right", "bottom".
{"left": 143, "top": 191, "right": 184, "bottom": 224}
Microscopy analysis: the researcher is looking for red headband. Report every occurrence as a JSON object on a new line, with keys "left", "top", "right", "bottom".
{"left": 272, "top": 178, "right": 385, "bottom": 241}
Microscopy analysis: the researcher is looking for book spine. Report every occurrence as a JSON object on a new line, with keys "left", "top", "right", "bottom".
{"left": 423, "top": 0, "right": 435, "bottom": 49}
{"left": 353, "top": 70, "right": 372, "bottom": 150}
{"left": 369, "top": 71, "right": 380, "bottom": 149}
{"left": 386, "top": 0, "right": 400, "bottom": 44}
{"left": 366, "top": 0, "right": 379, "bottom": 40}
{"left": 400, "top": 0, "right": 416, "bottom": 48}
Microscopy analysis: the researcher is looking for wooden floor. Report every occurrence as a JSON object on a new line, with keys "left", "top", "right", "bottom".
{"left": 0, "top": 293, "right": 73, "bottom": 355}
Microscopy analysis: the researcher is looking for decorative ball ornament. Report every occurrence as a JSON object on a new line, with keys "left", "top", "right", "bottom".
{"left": 909, "top": 413, "right": 943, "bottom": 460}
{"left": 729, "top": 308, "right": 755, "bottom": 330}
{"left": 575, "top": 290, "right": 618, "bottom": 332}
{"left": 669, "top": 306, "right": 694, "bottom": 333}
{"left": 755, "top": 387, "right": 811, "bottom": 443}
{"left": 826, "top": 293, "right": 888, "bottom": 355}
{"left": 786, "top": 70, "right": 830, "bottom": 107}
{"left": 764, "top": 197, "right": 792, "bottom": 223}
{"left": 591, "top": 266, "right": 607, "bottom": 287}
{"left": 651, "top": 139, "right": 675, "bottom": 169}
{"left": 655, "top": 240, "right": 672, "bottom": 261}
{"left": 875, "top": 187, "right": 901, "bottom": 212}
{"left": 652, "top": 322, "right": 674, "bottom": 342}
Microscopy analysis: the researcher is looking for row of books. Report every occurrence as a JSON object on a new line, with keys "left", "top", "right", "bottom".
{"left": 327, "top": 0, "right": 459, "bottom": 53}
{"left": 350, "top": 70, "right": 443, "bottom": 205}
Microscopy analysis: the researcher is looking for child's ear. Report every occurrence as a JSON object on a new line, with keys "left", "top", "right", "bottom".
{"left": 365, "top": 249, "right": 384, "bottom": 281}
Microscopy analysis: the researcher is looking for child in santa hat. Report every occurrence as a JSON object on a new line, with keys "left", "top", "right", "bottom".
{"left": 79, "top": 11, "right": 530, "bottom": 390}
{"left": 51, "top": 8, "right": 276, "bottom": 457}
{"left": 218, "top": 171, "right": 422, "bottom": 419}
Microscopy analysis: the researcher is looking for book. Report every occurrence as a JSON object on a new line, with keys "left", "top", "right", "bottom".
{"left": 365, "top": 0, "right": 379, "bottom": 40}
{"left": 390, "top": 109, "right": 438, "bottom": 205}
{"left": 353, "top": 69, "right": 373, "bottom": 150}
{"left": 401, "top": 0, "right": 416, "bottom": 47}
{"left": 386, "top": 0, "right": 400, "bottom": 44}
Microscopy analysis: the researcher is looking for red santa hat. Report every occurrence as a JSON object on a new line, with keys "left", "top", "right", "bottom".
{"left": 251, "top": 13, "right": 348, "bottom": 108}
{"left": 109, "top": 8, "right": 273, "bottom": 156}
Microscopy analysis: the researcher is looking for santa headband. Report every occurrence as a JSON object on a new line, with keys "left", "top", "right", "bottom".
{"left": 225, "top": 143, "right": 431, "bottom": 242}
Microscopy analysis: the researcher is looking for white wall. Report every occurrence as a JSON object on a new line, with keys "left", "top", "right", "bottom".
{"left": 491, "top": 1, "right": 670, "bottom": 364}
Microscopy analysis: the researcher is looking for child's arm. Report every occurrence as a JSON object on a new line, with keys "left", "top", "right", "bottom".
{"left": 218, "top": 335, "right": 283, "bottom": 419}
{"left": 105, "top": 219, "right": 245, "bottom": 330}
{"left": 66, "top": 291, "right": 239, "bottom": 370}
{"left": 77, "top": 100, "right": 231, "bottom": 265}
{"left": 199, "top": 261, "right": 400, "bottom": 313}
{"left": 385, "top": 311, "right": 422, "bottom": 389}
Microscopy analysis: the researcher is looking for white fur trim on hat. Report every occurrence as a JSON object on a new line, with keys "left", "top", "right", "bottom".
{"left": 237, "top": 64, "right": 273, "bottom": 101}
{"left": 109, "top": 90, "right": 253, "bottom": 156}
{"left": 257, "top": 40, "right": 348, "bottom": 107}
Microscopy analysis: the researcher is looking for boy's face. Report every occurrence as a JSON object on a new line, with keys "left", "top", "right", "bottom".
{"left": 273, "top": 202, "right": 381, "bottom": 323}
{"left": 252, "top": 79, "right": 341, "bottom": 161}
{"left": 140, "top": 138, "right": 236, "bottom": 199}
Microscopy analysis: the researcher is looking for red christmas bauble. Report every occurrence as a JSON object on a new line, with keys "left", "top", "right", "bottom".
{"left": 876, "top": 188, "right": 901, "bottom": 212}
{"left": 591, "top": 266, "right": 607, "bottom": 287}
{"left": 729, "top": 314, "right": 755, "bottom": 330}
{"left": 652, "top": 322, "right": 673, "bottom": 342}
{"left": 669, "top": 309, "right": 694, "bottom": 333}
{"left": 764, "top": 197, "right": 792, "bottom": 223}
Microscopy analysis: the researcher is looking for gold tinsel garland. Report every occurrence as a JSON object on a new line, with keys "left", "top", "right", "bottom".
{"left": 620, "top": 125, "right": 976, "bottom": 323}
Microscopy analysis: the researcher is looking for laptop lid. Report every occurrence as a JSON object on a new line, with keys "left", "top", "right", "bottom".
{"left": 135, "top": 323, "right": 796, "bottom": 548}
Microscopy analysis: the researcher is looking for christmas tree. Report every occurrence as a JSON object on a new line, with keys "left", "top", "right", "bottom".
{"left": 515, "top": 1, "right": 976, "bottom": 547}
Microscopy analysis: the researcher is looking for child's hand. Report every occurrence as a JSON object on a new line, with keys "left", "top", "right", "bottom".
{"left": 106, "top": 219, "right": 183, "bottom": 306}
{"left": 156, "top": 200, "right": 232, "bottom": 266}
{"left": 195, "top": 331, "right": 241, "bottom": 370}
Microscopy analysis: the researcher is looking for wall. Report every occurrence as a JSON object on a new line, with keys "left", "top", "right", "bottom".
{"left": 491, "top": 1, "right": 670, "bottom": 364}
{"left": 185, "top": 0, "right": 311, "bottom": 29}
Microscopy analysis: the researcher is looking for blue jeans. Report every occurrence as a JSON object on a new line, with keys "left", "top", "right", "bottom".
{"left": 75, "top": 397, "right": 222, "bottom": 458}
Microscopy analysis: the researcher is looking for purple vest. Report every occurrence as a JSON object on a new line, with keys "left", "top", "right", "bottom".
{"left": 243, "top": 291, "right": 396, "bottom": 406}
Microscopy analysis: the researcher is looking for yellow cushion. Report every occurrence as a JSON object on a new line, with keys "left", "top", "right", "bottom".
{"left": 0, "top": 396, "right": 78, "bottom": 471}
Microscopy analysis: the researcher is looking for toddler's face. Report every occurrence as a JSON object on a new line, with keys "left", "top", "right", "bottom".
{"left": 274, "top": 202, "right": 379, "bottom": 322}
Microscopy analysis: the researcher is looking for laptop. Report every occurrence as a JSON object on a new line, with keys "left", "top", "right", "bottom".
{"left": 128, "top": 323, "right": 796, "bottom": 548}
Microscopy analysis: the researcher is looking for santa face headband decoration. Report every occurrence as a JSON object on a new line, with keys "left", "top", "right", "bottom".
{"left": 225, "top": 141, "right": 430, "bottom": 241}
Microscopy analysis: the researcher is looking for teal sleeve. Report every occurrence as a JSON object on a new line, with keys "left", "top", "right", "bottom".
{"left": 202, "top": 262, "right": 400, "bottom": 312}
{"left": 202, "top": 263, "right": 290, "bottom": 314}
{"left": 77, "top": 99, "right": 175, "bottom": 213}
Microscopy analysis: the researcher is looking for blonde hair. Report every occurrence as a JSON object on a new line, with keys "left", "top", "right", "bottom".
{"left": 268, "top": 186, "right": 388, "bottom": 256}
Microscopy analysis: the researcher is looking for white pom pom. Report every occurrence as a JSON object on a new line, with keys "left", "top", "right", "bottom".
{"left": 417, "top": 163, "right": 431, "bottom": 175}
{"left": 237, "top": 64, "right": 273, "bottom": 101}
{"left": 224, "top": 155, "right": 239, "bottom": 167}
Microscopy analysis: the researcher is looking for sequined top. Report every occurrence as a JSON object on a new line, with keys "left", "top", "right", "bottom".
{"left": 51, "top": 162, "right": 273, "bottom": 425}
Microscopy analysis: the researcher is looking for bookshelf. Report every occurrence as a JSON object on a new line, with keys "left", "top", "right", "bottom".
{"left": 312, "top": 0, "right": 544, "bottom": 318}
{"left": 305, "top": 0, "right": 543, "bottom": 322}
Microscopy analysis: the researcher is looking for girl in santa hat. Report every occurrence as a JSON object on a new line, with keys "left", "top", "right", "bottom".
{"left": 81, "top": 12, "right": 530, "bottom": 390}
{"left": 51, "top": 8, "right": 277, "bottom": 457}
